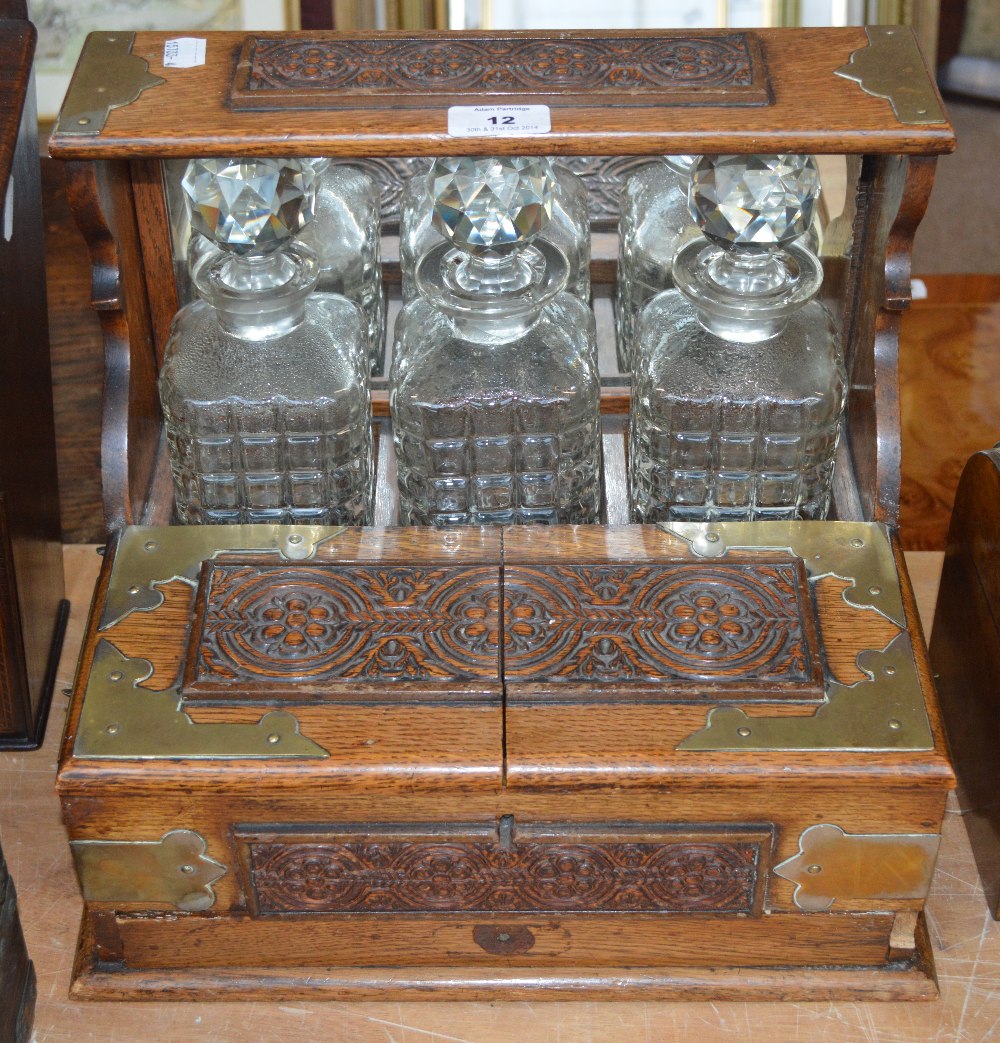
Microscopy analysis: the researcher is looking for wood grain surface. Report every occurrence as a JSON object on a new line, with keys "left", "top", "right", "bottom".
{"left": 0, "top": 19, "right": 67, "bottom": 749}
{"left": 10, "top": 546, "right": 1000, "bottom": 1035}
{"left": 931, "top": 448, "right": 1000, "bottom": 918}
{"left": 48, "top": 29, "right": 955, "bottom": 158}
{"left": 900, "top": 275, "right": 1000, "bottom": 550}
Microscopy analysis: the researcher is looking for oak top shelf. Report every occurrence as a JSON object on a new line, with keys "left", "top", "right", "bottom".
{"left": 48, "top": 26, "right": 955, "bottom": 160}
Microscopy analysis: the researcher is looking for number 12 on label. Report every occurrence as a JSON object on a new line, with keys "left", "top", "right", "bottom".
{"left": 448, "top": 105, "right": 553, "bottom": 136}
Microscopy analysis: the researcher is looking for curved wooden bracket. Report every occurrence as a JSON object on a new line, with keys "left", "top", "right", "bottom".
{"left": 840, "top": 154, "right": 938, "bottom": 528}
{"left": 65, "top": 159, "right": 163, "bottom": 531}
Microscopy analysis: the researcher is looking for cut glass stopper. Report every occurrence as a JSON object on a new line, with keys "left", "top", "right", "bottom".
{"left": 430, "top": 156, "right": 555, "bottom": 254}
{"left": 182, "top": 158, "right": 317, "bottom": 256}
{"left": 689, "top": 154, "right": 820, "bottom": 248}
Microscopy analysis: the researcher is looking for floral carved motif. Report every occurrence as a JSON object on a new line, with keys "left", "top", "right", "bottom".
{"left": 186, "top": 558, "right": 820, "bottom": 699}
{"left": 187, "top": 563, "right": 501, "bottom": 690}
{"left": 231, "top": 33, "right": 770, "bottom": 109}
{"left": 502, "top": 561, "right": 822, "bottom": 693}
{"left": 248, "top": 837, "right": 762, "bottom": 914}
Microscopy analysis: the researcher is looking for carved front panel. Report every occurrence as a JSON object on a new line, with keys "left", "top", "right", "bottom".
{"left": 231, "top": 32, "right": 771, "bottom": 110}
{"left": 184, "top": 562, "right": 501, "bottom": 699}
{"left": 503, "top": 560, "right": 825, "bottom": 701}
{"left": 244, "top": 828, "right": 768, "bottom": 915}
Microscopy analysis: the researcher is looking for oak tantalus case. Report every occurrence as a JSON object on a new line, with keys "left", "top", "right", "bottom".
{"left": 49, "top": 25, "right": 956, "bottom": 1000}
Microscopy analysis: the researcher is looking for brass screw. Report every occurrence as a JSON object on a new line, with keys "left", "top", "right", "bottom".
{"left": 807, "top": 864, "right": 822, "bottom": 874}
{"left": 105, "top": 723, "right": 119, "bottom": 735}
{"left": 109, "top": 671, "right": 123, "bottom": 682}
{"left": 888, "top": 718, "right": 902, "bottom": 730}
{"left": 737, "top": 726, "right": 751, "bottom": 738}
{"left": 267, "top": 733, "right": 281, "bottom": 745}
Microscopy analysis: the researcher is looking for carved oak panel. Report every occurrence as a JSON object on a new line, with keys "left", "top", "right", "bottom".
{"left": 244, "top": 829, "right": 767, "bottom": 915}
{"left": 230, "top": 32, "right": 771, "bottom": 110}
{"left": 183, "top": 562, "right": 501, "bottom": 700}
{"left": 183, "top": 556, "right": 822, "bottom": 704}
{"left": 503, "top": 560, "right": 825, "bottom": 701}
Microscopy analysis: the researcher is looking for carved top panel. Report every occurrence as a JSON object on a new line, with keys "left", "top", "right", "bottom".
{"left": 184, "top": 561, "right": 503, "bottom": 700}
{"left": 180, "top": 553, "right": 823, "bottom": 704}
{"left": 230, "top": 31, "right": 771, "bottom": 110}
{"left": 503, "top": 560, "right": 824, "bottom": 701}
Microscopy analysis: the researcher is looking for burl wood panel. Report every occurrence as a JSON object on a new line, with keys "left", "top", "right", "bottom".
{"left": 231, "top": 31, "right": 769, "bottom": 109}
{"left": 930, "top": 447, "right": 1000, "bottom": 918}
{"left": 900, "top": 276, "right": 1000, "bottom": 551}
{"left": 242, "top": 828, "right": 766, "bottom": 915}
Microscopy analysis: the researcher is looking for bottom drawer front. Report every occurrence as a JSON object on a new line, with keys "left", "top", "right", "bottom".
{"left": 113, "top": 911, "right": 895, "bottom": 970}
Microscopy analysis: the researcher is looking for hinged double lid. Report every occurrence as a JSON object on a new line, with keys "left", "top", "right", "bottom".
{"left": 63, "top": 521, "right": 949, "bottom": 793}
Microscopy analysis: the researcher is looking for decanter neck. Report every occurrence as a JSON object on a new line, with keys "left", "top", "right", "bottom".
{"left": 451, "top": 250, "right": 536, "bottom": 296}
{"left": 673, "top": 239, "right": 824, "bottom": 343}
{"left": 416, "top": 240, "right": 567, "bottom": 342}
{"left": 195, "top": 245, "right": 319, "bottom": 339}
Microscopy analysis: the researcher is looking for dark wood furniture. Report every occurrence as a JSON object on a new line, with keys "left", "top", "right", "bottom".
{"left": 0, "top": 835, "right": 34, "bottom": 1042}
{"left": 930, "top": 446, "right": 1000, "bottom": 918}
{"left": 49, "top": 26, "right": 955, "bottom": 1001}
{"left": 0, "top": 4, "right": 68, "bottom": 750}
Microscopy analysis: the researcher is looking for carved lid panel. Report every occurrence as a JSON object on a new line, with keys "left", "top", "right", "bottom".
{"left": 229, "top": 32, "right": 770, "bottom": 111}
{"left": 64, "top": 522, "right": 950, "bottom": 794}
{"left": 183, "top": 559, "right": 503, "bottom": 701}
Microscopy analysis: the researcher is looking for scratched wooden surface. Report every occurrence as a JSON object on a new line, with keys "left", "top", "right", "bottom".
{"left": 0, "top": 545, "right": 997, "bottom": 1041}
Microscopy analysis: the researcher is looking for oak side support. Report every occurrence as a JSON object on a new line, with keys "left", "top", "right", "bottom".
{"left": 842, "top": 154, "right": 937, "bottom": 527}
{"left": 65, "top": 159, "right": 163, "bottom": 530}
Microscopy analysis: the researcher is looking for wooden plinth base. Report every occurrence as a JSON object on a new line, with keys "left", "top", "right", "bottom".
{"left": 70, "top": 913, "right": 939, "bottom": 1003}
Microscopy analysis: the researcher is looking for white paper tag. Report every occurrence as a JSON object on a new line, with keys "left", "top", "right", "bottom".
{"left": 163, "top": 38, "right": 207, "bottom": 69}
{"left": 447, "top": 105, "right": 551, "bottom": 137}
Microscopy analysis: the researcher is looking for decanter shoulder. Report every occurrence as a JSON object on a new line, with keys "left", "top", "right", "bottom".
{"left": 635, "top": 292, "right": 843, "bottom": 395}
{"left": 162, "top": 294, "right": 367, "bottom": 400}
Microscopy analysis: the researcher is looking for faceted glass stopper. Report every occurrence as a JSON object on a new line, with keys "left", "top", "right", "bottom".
{"left": 182, "top": 158, "right": 317, "bottom": 256}
{"left": 430, "top": 156, "right": 555, "bottom": 254}
{"left": 689, "top": 154, "right": 820, "bottom": 248}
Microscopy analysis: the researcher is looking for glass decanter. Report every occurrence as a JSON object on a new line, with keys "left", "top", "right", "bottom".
{"left": 615, "top": 155, "right": 698, "bottom": 372}
{"left": 188, "top": 159, "right": 384, "bottom": 374}
{"left": 629, "top": 153, "right": 846, "bottom": 523}
{"left": 160, "top": 157, "right": 373, "bottom": 526}
{"left": 398, "top": 157, "right": 591, "bottom": 304}
{"left": 298, "top": 159, "right": 384, "bottom": 373}
{"left": 391, "top": 156, "right": 603, "bottom": 527}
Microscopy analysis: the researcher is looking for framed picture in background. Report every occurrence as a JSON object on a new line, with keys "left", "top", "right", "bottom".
{"left": 29, "top": 0, "right": 297, "bottom": 120}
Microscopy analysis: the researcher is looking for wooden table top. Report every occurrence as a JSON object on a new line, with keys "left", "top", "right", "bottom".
{"left": 2, "top": 546, "right": 998, "bottom": 1042}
